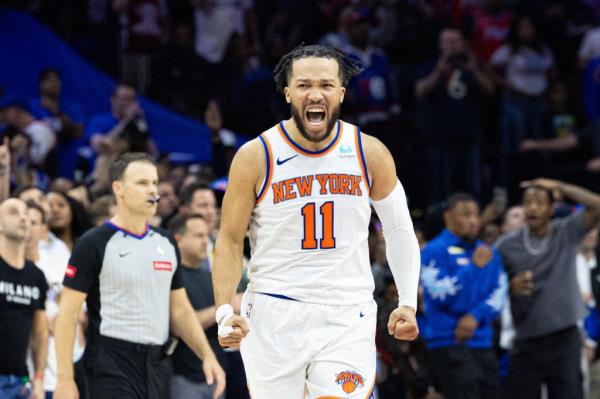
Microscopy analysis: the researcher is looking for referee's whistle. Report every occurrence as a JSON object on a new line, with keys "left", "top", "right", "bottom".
{"left": 148, "top": 195, "right": 161, "bottom": 204}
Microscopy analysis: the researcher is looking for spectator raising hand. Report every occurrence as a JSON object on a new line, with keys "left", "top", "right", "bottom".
{"left": 0, "top": 136, "right": 10, "bottom": 202}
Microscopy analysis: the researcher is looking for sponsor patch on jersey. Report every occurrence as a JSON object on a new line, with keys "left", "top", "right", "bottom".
{"left": 153, "top": 261, "right": 173, "bottom": 271}
{"left": 338, "top": 144, "right": 356, "bottom": 159}
{"left": 65, "top": 265, "right": 77, "bottom": 278}
{"left": 339, "top": 144, "right": 353, "bottom": 154}
{"left": 448, "top": 246, "right": 465, "bottom": 255}
{"left": 335, "top": 370, "right": 365, "bottom": 394}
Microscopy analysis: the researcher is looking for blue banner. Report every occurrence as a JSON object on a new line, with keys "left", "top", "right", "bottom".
{"left": 0, "top": 9, "right": 211, "bottom": 162}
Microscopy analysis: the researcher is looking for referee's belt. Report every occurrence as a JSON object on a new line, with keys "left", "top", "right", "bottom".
{"left": 93, "top": 335, "right": 166, "bottom": 355}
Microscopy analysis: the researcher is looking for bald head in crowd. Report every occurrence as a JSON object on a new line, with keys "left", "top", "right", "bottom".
{"left": 0, "top": 198, "right": 30, "bottom": 242}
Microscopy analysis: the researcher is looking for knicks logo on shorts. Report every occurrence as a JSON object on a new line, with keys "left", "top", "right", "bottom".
{"left": 335, "top": 370, "right": 365, "bottom": 394}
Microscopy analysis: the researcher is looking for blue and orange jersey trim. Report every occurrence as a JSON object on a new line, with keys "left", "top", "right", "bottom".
{"left": 354, "top": 126, "right": 371, "bottom": 193}
{"left": 277, "top": 120, "right": 342, "bottom": 157}
{"left": 256, "top": 134, "right": 273, "bottom": 204}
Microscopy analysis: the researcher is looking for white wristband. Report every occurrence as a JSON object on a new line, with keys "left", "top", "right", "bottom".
{"left": 216, "top": 304, "right": 233, "bottom": 324}
{"left": 216, "top": 304, "right": 234, "bottom": 337}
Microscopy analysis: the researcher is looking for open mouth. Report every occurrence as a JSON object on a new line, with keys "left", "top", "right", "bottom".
{"left": 305, "top": 107, "right": 326, "bottom": 126}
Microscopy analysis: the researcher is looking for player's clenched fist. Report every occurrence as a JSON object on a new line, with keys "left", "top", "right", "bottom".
{"left": 387, "top": 305, "right": 419, "bottom": 341}
{"left": 217, "top": 314, "right": 249, "bottom": 349}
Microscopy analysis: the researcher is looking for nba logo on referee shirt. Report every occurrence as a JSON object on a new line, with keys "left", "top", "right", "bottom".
{"left": 246, "top": 302, "right": 253, "bottom": 318}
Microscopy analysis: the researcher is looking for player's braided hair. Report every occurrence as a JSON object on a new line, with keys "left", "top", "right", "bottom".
{"left": 273, "top": 44, "right": 364, "bottom": 93}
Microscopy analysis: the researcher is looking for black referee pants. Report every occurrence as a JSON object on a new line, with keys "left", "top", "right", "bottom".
{"left": 503, "top": 326, "right": 582, "bottom": 399}
{"left": 427, "top": 346, "right": 501, "bottom": 399}
{"left": 83, "top": 336, "right": 172, "bottom": 399}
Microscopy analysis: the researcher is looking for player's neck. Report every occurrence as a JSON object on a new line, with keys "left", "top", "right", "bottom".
{"left": 110, "top": 212, "right": 148, "bottom": 236}
{"left": 0, "top": 237, "right": 26, "bottom": 270}
{"left": 283, "top": 118, "right": 337, "bottom": 152}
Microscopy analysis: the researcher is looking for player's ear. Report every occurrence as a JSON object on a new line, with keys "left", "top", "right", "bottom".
{"left": 174, "top": 233, "right": 182, "bottom": 243}
{"left": 112, "top": 180, "right": 123, "bottom": 198}
{"left": 340, "top": 87, "right": 346, "bottom": 103}
{"left": 284, "top": 87, "right": 291, "bottom": 103}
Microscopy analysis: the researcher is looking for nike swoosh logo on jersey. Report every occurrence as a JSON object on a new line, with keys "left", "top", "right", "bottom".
{"left": 360, "top": 311, "right": 365, "bottom": 318}
{"left": 119, "top": 252, "right": 131, "bottom": 257}
{"left": 276, "top": 155, "right": 298, "bottom": 165}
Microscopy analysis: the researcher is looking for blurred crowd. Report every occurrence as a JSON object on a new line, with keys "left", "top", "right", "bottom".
{"left": 1, "top": 0, "right": 600, "bottom": 398}
{"left": 1, "top": 0, "right": 600, "bottom": 207}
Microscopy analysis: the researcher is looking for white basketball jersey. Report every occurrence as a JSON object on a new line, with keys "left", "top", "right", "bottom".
{"left": 247, "top": 120, "right": 374, "bottom": 305}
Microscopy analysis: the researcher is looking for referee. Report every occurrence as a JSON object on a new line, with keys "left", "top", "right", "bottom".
{"left": 53, "top": 153, "right": 225, "bottom": 399}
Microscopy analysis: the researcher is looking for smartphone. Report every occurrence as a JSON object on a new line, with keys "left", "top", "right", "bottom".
{"left": 493, "top": 186, "right": 508, "bottom": 210}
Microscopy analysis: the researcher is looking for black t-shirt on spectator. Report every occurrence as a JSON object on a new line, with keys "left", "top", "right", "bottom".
{"left": 578, "top": 119, "right": 600, "bottom": 159}
{"left": 417, "top": 61, "right": 482, "bottom": 139}
{"left": 0, "top": 258, "right": 47, "bottom": 377}
{"left": 539, "top": 110, "right": 582, "bottom": 165}
{"left": 171, "top": 265, "right": 226, "bottom": 383}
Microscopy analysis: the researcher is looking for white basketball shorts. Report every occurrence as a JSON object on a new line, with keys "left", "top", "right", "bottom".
{"left": 239, "top": 291, "right": 377, "bottom": 399}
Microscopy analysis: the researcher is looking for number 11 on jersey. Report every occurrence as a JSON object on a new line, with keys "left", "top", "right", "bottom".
{"left": 301, "top": 201, "right": 336, "bottom": 250}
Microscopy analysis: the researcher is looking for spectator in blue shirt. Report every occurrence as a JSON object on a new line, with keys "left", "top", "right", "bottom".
{"left": 84, "top": 84, "right": 156, "bottom": 194}
{"left": 29, "top": 68, "right": 86, "bottom": 180}
{"left": 421, "top": 192, "right": 506, "bottom": 399}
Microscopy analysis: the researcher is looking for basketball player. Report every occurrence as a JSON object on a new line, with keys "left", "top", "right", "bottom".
{"left": 212, "top": 45, "right": 421, "bottom": 398}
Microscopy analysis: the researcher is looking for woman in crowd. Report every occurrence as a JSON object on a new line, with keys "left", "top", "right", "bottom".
{"left": 47, "top": 190, "right": 92, "bottom": 251}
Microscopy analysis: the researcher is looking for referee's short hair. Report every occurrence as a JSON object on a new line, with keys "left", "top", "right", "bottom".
{"left": 168, "top": 213, "right": 206, "bottom": 235}
{"left": 109, "top": 152, "right": 155, "bottom": 184}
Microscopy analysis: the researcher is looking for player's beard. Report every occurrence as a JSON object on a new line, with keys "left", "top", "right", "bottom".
{"left": 291, "top": 103, "right": 341, "bottom": 143}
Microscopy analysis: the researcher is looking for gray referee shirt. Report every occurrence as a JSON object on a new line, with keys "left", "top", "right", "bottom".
{"left": 63, "top": 222, "right": 183, "bottom": 345}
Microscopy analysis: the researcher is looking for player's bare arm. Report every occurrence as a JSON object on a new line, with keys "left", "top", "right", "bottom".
{"left": 363, "top": 134, "right": 420, "bottom": 341}
{"left": 54, "top": 287, "right": 87, "bottom": 399}
{"left": 0, "top": 137, "right": 10, "bottom": 203}
{"left": 212, "top": 139, "right": 264, "bottom": 347}
{"left": 170, "top": 288, "right": 226, "bottom": 398}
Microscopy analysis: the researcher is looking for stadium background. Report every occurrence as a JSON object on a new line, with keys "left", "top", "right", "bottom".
{"left": 1, "top": 0, "right": 600, "bottom": 398}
